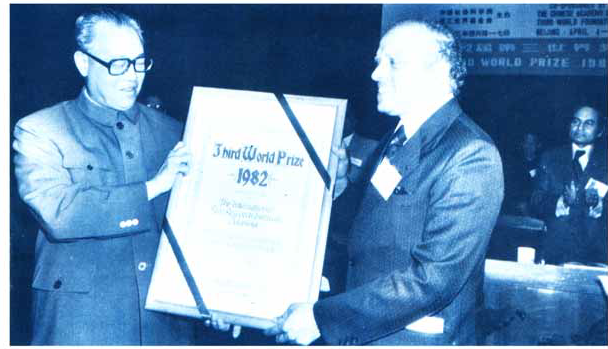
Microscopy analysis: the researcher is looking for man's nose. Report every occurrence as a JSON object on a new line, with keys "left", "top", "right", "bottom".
{"left": 371, "top": 65, "right": 382, "bottom": 82}
{"left": 123, "top": 62, "right": 139, "bottom": 79}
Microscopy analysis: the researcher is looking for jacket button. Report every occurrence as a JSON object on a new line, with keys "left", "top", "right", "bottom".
{"left": 86, "top": 164, "right": 93, "bottom": 170}
{"left": 348, "top": 259, "right": 354, "bottom": 267}
{"left": 116, "top": 121, "right": 124, "bottom": 130}
{"left": 53, "top": 280, "right": 62, "bottom": 289}
{"left": 126, "top": 151, "right": 134, "bottom": 159}
{"left": 138, "top": 262, "right": 147, "bottom": 271}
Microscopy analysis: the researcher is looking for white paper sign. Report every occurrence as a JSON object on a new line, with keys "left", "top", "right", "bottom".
{"left": 585, "top": 177, "right": 608, "bottom": 198}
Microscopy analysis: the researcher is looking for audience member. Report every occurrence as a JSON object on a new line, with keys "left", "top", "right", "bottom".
{"left": 531, "top": 105, "right": 607, "bottom": 265}
{"left": 503, "top": 132, "right": 542, "bottom": 216}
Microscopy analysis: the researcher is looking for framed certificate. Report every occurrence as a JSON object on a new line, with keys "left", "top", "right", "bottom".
{"left": 145, "top": 86, "right": 346, "bottom": 329}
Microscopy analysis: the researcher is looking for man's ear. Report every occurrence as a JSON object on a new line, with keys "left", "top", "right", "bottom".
{"left": 74, "top": 51, "right": 89, "bottom": 77}
{"left": 596, "top": 117, "right": 606, "bottom": 139}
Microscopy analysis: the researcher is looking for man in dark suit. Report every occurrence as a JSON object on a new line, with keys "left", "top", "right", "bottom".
{"left": 531, "top": 105, "right": 607, "bottom": 265}
{"left": 503, "top": 132, "right": 542, "bottom": 216}
{"left": 13, "top": 8, "right": 197, "bottom": 344}
{"left": 266, "top": 20, "right": 504, "bottom": 345}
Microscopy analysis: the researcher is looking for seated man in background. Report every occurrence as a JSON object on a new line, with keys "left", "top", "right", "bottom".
{"left": 531, "top": 105, "right": 607, "bottom": 265}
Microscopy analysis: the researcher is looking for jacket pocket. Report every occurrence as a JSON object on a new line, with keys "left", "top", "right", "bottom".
{"left": 32, "top": 240, "right": 96, "bottom": 293}
{"left": 62, "top": 153, "right": 116, "bottom": 185}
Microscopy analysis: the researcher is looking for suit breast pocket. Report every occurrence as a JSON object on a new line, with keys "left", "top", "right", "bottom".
{"left": 63, "top": 155, "right": 117, "bottom": 185}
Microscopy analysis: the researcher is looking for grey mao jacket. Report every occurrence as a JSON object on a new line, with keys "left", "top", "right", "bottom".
{"left": 13, "top": 90, "right": 196, "bottom": 345}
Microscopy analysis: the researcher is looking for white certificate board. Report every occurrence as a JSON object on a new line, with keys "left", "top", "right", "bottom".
{"left": 145, "top": 86, "right": 346, "bottom": 329}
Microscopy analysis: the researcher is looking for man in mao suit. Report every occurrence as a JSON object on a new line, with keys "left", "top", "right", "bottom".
{"left": 266, "top": 20, "right": 504, "bottom": 345}
{"left": 13, "top": 9, "right": 196, "bottom": 344}
{"left": 531, "top": 106, "right": 607, "bottom": 265}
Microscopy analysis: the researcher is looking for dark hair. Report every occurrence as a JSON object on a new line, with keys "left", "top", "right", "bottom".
{"left": 75, "top": 8, "right": 144, "bottom": 52}
{"left": 389, "top": 20, "right": 467, "bottom": 95}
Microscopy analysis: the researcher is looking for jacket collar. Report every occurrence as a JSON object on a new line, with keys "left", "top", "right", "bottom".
{"left": 387, "top": 98, "right": 461, "bottom": 195}
{"left": 582, "top": 140, "right": 606, "bottom": 173}
{"left": 76, "top": 87, "right": 140, "bottom": 126}
{"left": 390, "top": 98, "right": 461, "bottom": 168}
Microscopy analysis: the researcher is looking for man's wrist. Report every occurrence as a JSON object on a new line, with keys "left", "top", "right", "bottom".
{"left": 146, "top": 179, "right": 160, "bottom": 201}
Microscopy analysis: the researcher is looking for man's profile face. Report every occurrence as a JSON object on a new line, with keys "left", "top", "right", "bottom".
{"left": 84, "top": 21, "right": 145, "bottom": 111}
{"left": 371, "top": 25, "right": 442, "bottom": 117}
{"left": 569, "top": 107, "right": 601, "bottom": 146}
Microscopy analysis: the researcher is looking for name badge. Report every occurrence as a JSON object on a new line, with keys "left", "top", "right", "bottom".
{"left": 371, "top": 158, "right": 402, "bottom": 201}
{"left": 350, "top": 157, "right": 363, "bottom": 167}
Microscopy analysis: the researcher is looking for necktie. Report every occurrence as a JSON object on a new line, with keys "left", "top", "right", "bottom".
{"left": 386, "top": 125, "right": 406, "bottom": 160}
{"left": 570, "top": 149, "right": 589, "bottom": 261}
{"left": 572, "top": 149, "right": 585, "bottom": 182}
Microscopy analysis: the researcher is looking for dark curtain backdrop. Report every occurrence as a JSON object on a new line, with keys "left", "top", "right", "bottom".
{"left": 9, "top": 3, "right": 607, "bottom": 345}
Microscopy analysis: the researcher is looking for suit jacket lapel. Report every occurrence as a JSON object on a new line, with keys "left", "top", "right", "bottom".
{"left": 586, "top": 144, "right": 606, "bottom": 176}
{"left": 390, "top": 134, "right": 420, "bottom": 195}
{"left": 579, "top": 144, "right": 607, "bottom": 190}
{"left": 361, "top": 119, "right": 399, "bottom": 184}
{"left": 389, "top": 99, "right": 461, "bottom": 195}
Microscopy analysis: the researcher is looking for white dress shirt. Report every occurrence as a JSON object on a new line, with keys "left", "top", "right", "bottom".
{"left": 572, "top": 143, "right": 593, "bottom": 171}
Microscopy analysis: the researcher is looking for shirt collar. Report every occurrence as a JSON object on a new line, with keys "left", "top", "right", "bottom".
{"left": 77, "top": 87, "right": 140, "bottom": 126}
{"left": 572, "top": 143, "right": 593, "bottom": 156}
{"left": 395, "top": 92, "right": 454, "bottom": 140}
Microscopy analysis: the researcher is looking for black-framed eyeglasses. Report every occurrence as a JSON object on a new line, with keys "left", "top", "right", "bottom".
{"left": 80, "top": 50, "right": 153, "bottom": 76}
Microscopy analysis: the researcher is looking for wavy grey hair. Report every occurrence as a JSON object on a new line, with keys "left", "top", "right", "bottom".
{"left": 75, "top": 8, "right": 144, "bottom": 52}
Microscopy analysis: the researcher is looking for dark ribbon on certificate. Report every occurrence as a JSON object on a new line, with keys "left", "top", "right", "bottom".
{"left": 162, "top": 217, "right": 209, "bottom": 316}
{"left": 275, "top": 93, "right": 331, "bottom": 190}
